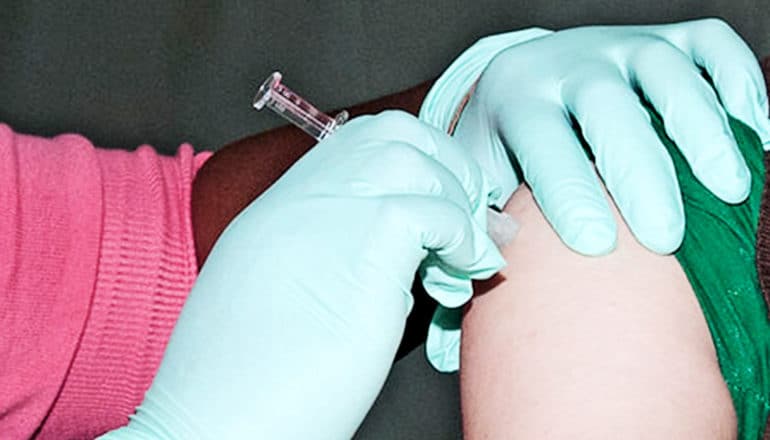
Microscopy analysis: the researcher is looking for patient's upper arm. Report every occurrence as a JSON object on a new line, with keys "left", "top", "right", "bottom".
{"left": 460, "top": 185, "right": 736, "bottom": 439}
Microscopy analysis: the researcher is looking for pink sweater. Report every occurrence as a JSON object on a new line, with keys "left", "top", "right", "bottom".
{"left": 0, "top": 124, "right": 211, "bottom": 439}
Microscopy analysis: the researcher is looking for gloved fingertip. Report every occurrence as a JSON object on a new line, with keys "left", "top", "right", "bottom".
{"left": 422, "top": 274, "right": 473, "bottom": 309}
{"left": 755, "top": 120, "right": 770, "bottom": 148}
{"left": 425, "top": 337, "right": 460, "bottom": 373}
{"left": 726, "top": 177, "right": 751, "bottom": 204}
{"left": 472, "top": 237, "right": 507, "bottom": 278}
{"left": 616, "top": 183, "right": 685, "bottom": 255}
{"left": 699, "top": 159, "right": 752, "bottom": 204}
{"left": 451, "top": 217, "right": 506, "bottom": 279}
{"left": 636, "top": 222, "right": 685, "bottom": 255}
{"left": 425, "top": 306, "right": 462, "bottom": 373}
{"left": 753, "top": 95, "right": 770, "bottom": 145}
{"left": 561, "top": 220, "right": 618, "bottom": 257}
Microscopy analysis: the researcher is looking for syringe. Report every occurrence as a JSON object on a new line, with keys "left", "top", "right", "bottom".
{"left": 253, "top": 72, "right": 349, "bottom": 141}
{"left": 252, "top": 71, "right": 518, "bottom": 248}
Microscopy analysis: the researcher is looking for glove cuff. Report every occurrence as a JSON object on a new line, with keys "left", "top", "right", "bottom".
{"left": 418, "top": 27, "right": 553, "bottom": 133}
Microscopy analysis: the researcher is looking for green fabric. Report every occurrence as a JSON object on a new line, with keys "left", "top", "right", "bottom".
{"left": 659, "top": 111, "right": 770, "bottom": 439}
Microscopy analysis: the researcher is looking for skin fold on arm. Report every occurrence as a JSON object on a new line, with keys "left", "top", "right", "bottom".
{"left": 461, "top": 184, "right": 737, "bottom": 439}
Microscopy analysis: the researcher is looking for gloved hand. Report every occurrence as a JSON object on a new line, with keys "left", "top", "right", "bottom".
{"left": 99, "top": 111, "right": 504, "bottom": 439}
{"left": 423, "top": 18, "right": 770, "bottom": 255}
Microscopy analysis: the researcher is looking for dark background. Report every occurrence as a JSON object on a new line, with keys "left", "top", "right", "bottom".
{"left": 1, "top": 1, "right": 768, "bottom": 438}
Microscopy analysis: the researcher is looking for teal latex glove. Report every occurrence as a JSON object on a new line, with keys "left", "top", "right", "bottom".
{"left": 427, "top": 19, "right": 770, "bottom": 255}
{"left": 99, "top": 111, "right": 504, "bottom": 439}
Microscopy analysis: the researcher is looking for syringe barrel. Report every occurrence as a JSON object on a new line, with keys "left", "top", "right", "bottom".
{"left": 253, "top": 72, "right": 340, "bottom": 141}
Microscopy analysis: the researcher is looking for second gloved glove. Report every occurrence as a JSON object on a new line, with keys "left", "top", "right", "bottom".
{"left": 422, "top": 18, "right": 770, "bottom": 256}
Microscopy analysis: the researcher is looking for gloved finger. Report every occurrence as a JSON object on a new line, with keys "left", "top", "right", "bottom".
{"left": 630, "top": 38, "right": 751, "bottom": 203}
{"left": 321, "top": 137, "right": 501, "bottom": 245}
{"left": 425, "top": 305, "right": 463, "bottom": 372}
{"left": 563, "top": 66, "right": 685, "bottom": 253}
{"left": 656, "top": 18, "right": 770, "bottom": 146}
{"left": 341, "top": 110, "right": 502, "bottom": 222}
{"left": 333, "top": 140, "right": 473, "bottom": 207}
{"left": 452, "top": 97, "right": 522, "bottom": 209}
{"left": 496, "top": 98, "right": 618, "bottom": 256}
{"left": 373, "top": 195, "right": 505, "bottom": 307}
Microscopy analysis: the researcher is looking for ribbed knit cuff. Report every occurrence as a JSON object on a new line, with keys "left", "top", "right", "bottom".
{"left": 37, "top": 144, "right": 208, "bottom": 439}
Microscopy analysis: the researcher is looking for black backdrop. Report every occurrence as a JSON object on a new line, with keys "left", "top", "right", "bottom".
{"left": 2, "top": 1, "right": 768, "bottom": 438}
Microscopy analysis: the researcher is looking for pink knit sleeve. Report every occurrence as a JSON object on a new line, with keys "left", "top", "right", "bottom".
{"left": 0, "top": 124, "right": 212, "bottom": 439}
{"left": 0, "top": 124, "right": 104, "bottom": 440}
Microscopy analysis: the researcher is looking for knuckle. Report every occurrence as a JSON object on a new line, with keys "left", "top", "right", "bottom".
{"left": 692, "top": 17, "right": 735, "bottom": 36}
{"left": 629, "top": 36, "right": 684, "bottom": 68}
{"left": 377, "top": 198, "right": 409, "bottom": 225}
{"left": 571, "top": 72, "right": 627, "bottom": 102}
{"left": 564, "top": 65, "right": 633, "bottom": 110}
{"left": 373, "top": 198, "right": 426, "bottom": 239}
{"left": 636, "top": 35, "right": 678, "bottom": 57}
{"left": 369, "top": 109, "right": 442, "bottom": 156}
{"left": 373, "top": 109, "right": 418, "bottom": 130}
{"left": 377, "top": 141, "right": 434, "bottom": 173}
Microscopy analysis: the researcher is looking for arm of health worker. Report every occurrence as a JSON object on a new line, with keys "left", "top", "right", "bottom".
{"left": 191, "top": 82, "right": 438, "bottom": 360}
{"left": 101, "top": 110, "right": 505, "bottom": 439}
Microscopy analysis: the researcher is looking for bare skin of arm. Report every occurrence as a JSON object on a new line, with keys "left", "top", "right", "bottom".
{"left": 460, "top": 185, "right": 736, "bottom": 439}
{"left": 190, "top": 81, "right": 434, "bottom": 359}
